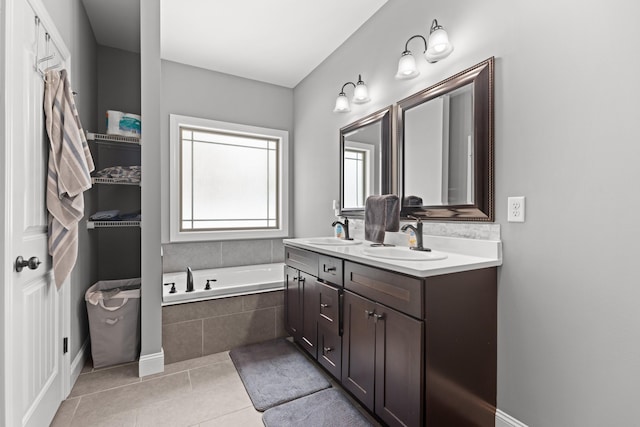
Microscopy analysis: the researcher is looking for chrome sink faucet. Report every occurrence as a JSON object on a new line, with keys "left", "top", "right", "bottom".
{"left": 186, "top": 267, "right": 194, "bottom": 292}
{"left": 401, "top": 216, "right": 431, "bottom": 252}
{"left": 331, "top": 217, "right": 353, "bottom": 240}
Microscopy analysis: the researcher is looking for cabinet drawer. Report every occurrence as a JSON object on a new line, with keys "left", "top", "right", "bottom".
{"left": 344, "top": 261, "right": 423, "bottom": 318}
{"left": 317, "top": 281, "right": 340, "bottom": 335}
{"left": 317, "top": 324, "right": 342, "bottom": 380}
{"left": 318, "top": 255, "right": 343, "bottom": 287}
{"left": 284, "top": 246, "right": 319, "bottom": 276}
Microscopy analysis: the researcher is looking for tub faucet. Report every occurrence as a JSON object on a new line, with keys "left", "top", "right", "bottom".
{"left": 331, "top": 217, "right": 352, "bottom": 240}
{"left": 186, "top": 267, "right": 194, "bottom": 292}
{"left": 401, "top": 216, "right": 430, "bottom": 252}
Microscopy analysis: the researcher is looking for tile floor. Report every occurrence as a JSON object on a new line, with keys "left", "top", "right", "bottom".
{"left": 51, "top": 349, "right": 380, "bottom": 427}
{"left": 51, "top": 352, "right": 263, "bottom": 427}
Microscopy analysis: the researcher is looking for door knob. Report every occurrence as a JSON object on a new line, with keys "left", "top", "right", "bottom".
{"left": 15, "top": 256, "right": 41, "bottom": 272}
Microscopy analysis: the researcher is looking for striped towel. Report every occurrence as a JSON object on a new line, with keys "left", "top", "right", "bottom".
{"left": 44, "top": 69, "right": 95, "bottom": 289}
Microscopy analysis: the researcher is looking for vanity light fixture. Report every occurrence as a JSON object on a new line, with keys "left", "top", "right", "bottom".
{"left": 395, "top": 19, "right": 454, "bottom": 80}
{"left": 333, "top": 74, "right": 371, "bottom": 113}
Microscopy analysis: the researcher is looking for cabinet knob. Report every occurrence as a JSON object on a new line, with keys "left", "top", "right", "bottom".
{"left": 298, "top": 276, "right": 306, "bottom": 283}
{"left": 320, "top": 303, "right": 330, "bottom": 308}
{"left": 323, "top": 346, "right": 333, "bottom": 354}
{"left": 292, "top": 276, "right": 298, "bottom": 281}
{"left": 365, "top": 309, "right": 374, "bottom": 319}
{"left": 323, "top": 265, "right": 336, "bottom": 272}
{"left": 373, "top": 313, "right": 385, "bottom": 323}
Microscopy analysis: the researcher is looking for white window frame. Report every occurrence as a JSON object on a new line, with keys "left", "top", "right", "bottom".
{"left": 169, "top": 114, "right": 289, "bottom": 242}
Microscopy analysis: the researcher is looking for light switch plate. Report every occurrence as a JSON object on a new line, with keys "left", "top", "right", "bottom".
{"left": 508, "top": 196, "right": 525, "bottom": 222}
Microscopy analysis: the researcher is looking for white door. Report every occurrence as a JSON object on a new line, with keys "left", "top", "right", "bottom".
{"left": 2, "top": 0, "right": 71, "bottom": 425}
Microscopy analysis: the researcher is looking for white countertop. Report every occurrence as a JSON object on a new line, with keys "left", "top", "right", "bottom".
{"left": 283, "top": 235, "right": 502, "bottom": 278}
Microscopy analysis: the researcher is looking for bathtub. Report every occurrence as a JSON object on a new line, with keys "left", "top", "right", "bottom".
{"left": 162, "top": 262, "right": 285, "bottom": 305}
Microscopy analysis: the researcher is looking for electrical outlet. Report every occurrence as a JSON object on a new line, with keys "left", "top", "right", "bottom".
{"left": 508, "top": 196, "right": 525, "bottom": 222}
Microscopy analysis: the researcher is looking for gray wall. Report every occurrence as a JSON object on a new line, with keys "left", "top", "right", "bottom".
{"left": 293, "top": 0, "right": 640, "bottom": 425}
{"left": 140, "top": 0, "right": 163, "bottom": 369}
{"left": 41, "top": 0, "right": 98, "bottom": 360}
{"left": 97, "top": 46, "right": 141, "bottom": 133}
{"left": 159, "top": 60, "right": 294, "bottom": 270}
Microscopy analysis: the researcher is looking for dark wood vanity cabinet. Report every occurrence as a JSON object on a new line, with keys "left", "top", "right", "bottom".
{"left": 284, "top": 244, "right": 497, "bottom": 427}
{"left": 284, "top": 247, "right": 342, "bottom": 370}
{"left": 342, "top": 266, "right": 424, "bottom": 427}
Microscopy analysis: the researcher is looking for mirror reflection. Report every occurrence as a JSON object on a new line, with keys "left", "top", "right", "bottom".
{"left": 403, "top": 83, "right": 474, "bottom": 207}
{"left": 398, "top": 57, "right": 494, "bottom": 221}
{"left": 340, "top": 107, "right": 392, "bottom": 215}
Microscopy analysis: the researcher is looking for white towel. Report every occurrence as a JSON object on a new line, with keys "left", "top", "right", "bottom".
{"left": 44, "top": 69, "right": 95, "bottom": 289}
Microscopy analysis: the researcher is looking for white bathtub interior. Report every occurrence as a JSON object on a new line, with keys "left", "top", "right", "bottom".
{"left": 162, "top": 262, "right": 285, "bottom": 305}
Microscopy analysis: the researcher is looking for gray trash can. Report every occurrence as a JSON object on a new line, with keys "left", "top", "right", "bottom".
{"left": 85, "top": 278, "right": 141, "bottom": 368}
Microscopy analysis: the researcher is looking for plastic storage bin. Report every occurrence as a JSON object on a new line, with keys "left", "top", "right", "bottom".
{"left": 85, "top": 278, "right": 141, "bottom": 368}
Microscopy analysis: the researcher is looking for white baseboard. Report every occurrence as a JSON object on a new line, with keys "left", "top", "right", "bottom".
{"left": 70, "top": 339, "right": 89, "bottom": 388}
{"left": 496, "top": 409, "right": 528, "bottom": 427}
{"left": 138, "top": 349, "right": 164, "bottom": 377}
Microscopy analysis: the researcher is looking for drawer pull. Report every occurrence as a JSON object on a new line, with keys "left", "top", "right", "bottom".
{"left": 324, "top": 265, "right": 337, "bottom": 272}
{"left": 320, "top": 303, "right": 330, "bottom": 308}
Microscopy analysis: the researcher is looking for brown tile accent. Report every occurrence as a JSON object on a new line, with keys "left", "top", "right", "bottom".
{"left": 241, "top": 290, "right": 284, "bottom": 311}
{"left": 163, "top": 320, "right": 203, "bottom": 364}
{"left": 202, "top": 308, "right": 276, "bottom": 355}
{"left": 162, "top": 296, "right": 243, "bottom": 324}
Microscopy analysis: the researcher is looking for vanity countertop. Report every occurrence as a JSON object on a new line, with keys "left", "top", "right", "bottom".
{"left": 284, "top": 235, "right": 502, "bottom": 278}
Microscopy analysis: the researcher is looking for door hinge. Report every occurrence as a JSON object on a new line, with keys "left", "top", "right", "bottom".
{"left": 63, "top": 337, "right": 68, "bottom": 354}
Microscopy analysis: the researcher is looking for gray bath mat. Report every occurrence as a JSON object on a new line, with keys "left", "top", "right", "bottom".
{"left": 229, "top": 338, "right": 331, "bottom": 411}
{"left": 262, "top": 388, "right": 374, "bottom": 427}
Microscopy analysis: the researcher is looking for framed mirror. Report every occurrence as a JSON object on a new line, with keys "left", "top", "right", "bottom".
{"left": 397, "top": 57, "right": 494, "bottom": 221}
{"left": 340, "top": 106, "right": 392, "bottom": 216}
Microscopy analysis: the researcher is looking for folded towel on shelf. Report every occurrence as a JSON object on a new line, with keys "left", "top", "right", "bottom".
{"left": 364, "top": 195, "right": 400, "bottom": 244}
{"left": 90, "top": 210, "right": 120, "bottom": 220}
{"left": 93, "top": 165, "right": 141, "bottom": 183}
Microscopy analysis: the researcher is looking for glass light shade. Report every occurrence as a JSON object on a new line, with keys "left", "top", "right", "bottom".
{"left": 425, "top": 28, "right": 454, "bottom": 63}
{"left": 395, "top": 52, "right": 419, "bottom": 79}
{"left": 333, "top": 93, "right": 351, "bottom": 113}
{"left": 353, "top": 82, "right": 370, "bottom": 104}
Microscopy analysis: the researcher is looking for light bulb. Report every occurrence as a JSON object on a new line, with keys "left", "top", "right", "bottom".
{"left": 395, "top": 52, "right": 419, "bottom": 79}
{"left": 333, "top": 93, "right": 350, "bottom": 113}
{"left": 353, "top": 82, "right": 370, "bottom": 104}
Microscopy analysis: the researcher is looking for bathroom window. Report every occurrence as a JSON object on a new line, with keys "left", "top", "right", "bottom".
{"left": 169, "top": 115, "right": 289, "bottom": 241}
{"left": 343, "top": 144, "right": 373, "bottom": 209}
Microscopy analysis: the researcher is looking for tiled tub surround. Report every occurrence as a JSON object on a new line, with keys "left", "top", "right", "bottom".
{"left": 162, "top": 291, "right": 287, "bottom": 364}
{"left": 162, "top": 238, "right": 285, "bottom": 273}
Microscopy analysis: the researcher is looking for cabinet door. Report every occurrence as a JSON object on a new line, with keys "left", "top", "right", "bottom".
{"left": 342, "top": 291, "right": 376, "bottom": 411}
{"left": 299, "top": 273, "right": 318, "bottom": 357}
{"left": 375, "top": 304, "right": 424, "bottom": 427}
{"left": 284, "top": 266, "right": 302, "bottom": 340}
{"left": 317, "top": 323, "right": 342, "bottom": 379}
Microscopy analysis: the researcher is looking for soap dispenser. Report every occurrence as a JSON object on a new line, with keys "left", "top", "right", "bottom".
{"left": 408, "top": 229, "right": 417, "bottom": 248}
{"left": 335, "top": 223, "right": 344, "bottom": 238}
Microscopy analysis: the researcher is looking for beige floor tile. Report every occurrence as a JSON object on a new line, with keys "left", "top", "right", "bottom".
{"left": 188, "top": 359, "right": 243, "bottom": 393}
{"left": 70, "top": 409, "right": 137, "bottom": 427}
{"left": 70, "top": 363, "right": 141, "bottom": 398}
{"left": 142, "top": 351, "right": 230, "bottom": 381}
{"left": 50, "top": 397, "right": 80, "bottom": 427}
{"left": 135, "top": 382, "right": 252, "bottom": 427}
{"left": 199, "top": 406, "right": 263, "bottom": 427}
{"left": 73, "top": 372, "right": 190, "bottom": 424}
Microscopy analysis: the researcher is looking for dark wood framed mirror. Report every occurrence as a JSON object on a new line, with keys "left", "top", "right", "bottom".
{"left": 397, "top": 57, "right": 494, "bottom": 221}
{"left": 339, "top": 106, "right": 393, "bottom": 217}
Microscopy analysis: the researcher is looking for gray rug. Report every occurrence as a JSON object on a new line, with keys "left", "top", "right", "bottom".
{"left": 262, "top": 388, "right": 374, "bottom": 427}
{"left": 229, "top": 338, "right": 331, "bottom": 411}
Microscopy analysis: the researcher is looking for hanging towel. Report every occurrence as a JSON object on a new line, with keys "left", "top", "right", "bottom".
{"left": 364, "top": 194, "right": 400, "bottom": 244}
{"left": 44, "top": 69, "right": 95, "bottom": 289}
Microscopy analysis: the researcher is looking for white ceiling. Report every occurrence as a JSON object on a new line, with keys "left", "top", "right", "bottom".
{"left": 81, "top": 0, "right": 388, "bottom": 88}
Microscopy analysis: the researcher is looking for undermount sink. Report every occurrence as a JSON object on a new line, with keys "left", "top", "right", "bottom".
{"left": 362, "top": 246, "right": 448, "bottom": 261}
{"left": 304, "top": 237, "right": 362, "bottom": 246}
